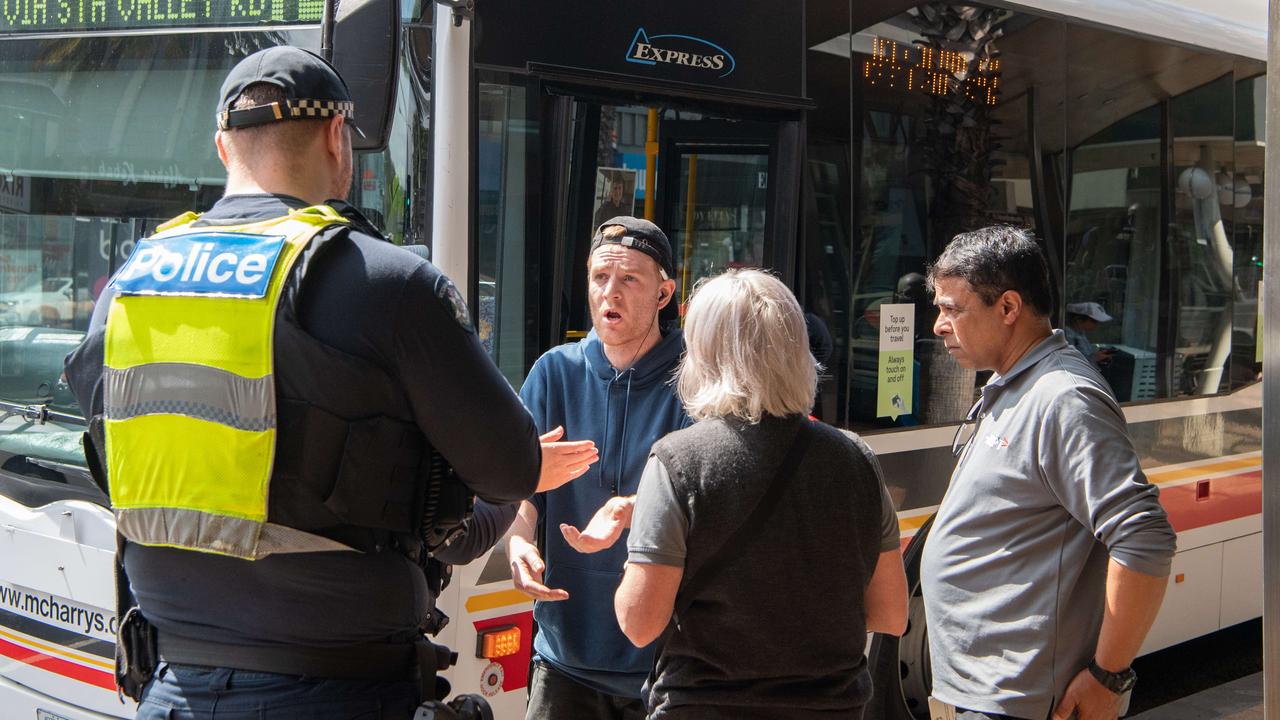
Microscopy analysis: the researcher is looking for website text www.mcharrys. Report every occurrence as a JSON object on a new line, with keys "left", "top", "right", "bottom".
{"left": 0, "top": 584, "right": 117, "bottom": 637}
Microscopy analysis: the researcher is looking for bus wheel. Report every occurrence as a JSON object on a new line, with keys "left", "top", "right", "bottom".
{"left": 867, "top": 515, "right": 934, "bottom": 720}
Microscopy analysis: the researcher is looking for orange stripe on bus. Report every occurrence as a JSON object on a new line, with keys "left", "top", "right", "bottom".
{"left": 465, "top": 589, "right": 533, "bottom": 613}
{"left": 1146, "top": 456, "right": 1261, "bottom": 484}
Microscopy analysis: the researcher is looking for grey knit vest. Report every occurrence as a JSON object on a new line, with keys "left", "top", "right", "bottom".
{"left": 647, "top": 414, "right": 884, "bottom": 719}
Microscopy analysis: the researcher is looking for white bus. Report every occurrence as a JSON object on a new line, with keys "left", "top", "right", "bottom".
{"left": 0, "top": 0, "right": 1267, "bottom": 718}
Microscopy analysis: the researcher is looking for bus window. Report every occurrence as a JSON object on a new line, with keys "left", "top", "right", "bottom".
{"left": 805, "top": 1, "right": 1267, "bottom": 432}
{"left": 806, "top": 4, "right": 1066, "bottom": 430}
{"left": 0, "top": 31, "right": 316, "bottom": 492}
{"left": 1064, "top": 104, "right": 1163, "bottom": 401}
{"left": 476, "top": 72, "right": 538, "bottom": 386}
{"left": 1063, "top": 26, "right": 1254, "bottom": 403}
{"left": 1229, "top": 66, "right": 1265, "bottom": 391}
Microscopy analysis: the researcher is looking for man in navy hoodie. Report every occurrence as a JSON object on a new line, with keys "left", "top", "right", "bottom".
{"left": 507, "top": 217, "right": 691, "bottom": 719}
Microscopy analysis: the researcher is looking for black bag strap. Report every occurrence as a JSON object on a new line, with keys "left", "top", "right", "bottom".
{"left": 671, "top": 418, "right": 814, "bottom": 624}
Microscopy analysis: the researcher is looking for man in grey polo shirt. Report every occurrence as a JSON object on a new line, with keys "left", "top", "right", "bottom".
{"left": 920, "top": 226, "right": 1176, "bottom": 720}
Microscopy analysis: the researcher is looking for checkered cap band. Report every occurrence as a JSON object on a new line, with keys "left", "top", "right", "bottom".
{"left": 289, "top": 99, "right": 355, "bottom": 119}
{"left": 219, "top": 99, "right": 355, "bottom": 130}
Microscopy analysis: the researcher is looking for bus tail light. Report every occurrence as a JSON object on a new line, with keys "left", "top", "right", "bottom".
{"left": 477, "top": 625, "right": 521, "bottom": 659}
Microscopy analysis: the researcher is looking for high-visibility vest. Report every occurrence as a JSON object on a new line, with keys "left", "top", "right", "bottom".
{"left": 104, "top": 205, "right": 357, "bottom": 560}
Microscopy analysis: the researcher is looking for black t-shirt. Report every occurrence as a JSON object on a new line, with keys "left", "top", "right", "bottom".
{"left": 65, "top": 194, "right": 540, "bottom": 649}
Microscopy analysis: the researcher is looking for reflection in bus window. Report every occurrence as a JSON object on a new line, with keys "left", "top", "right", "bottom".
{"left": 0, "top": 26, "right": 428, "bottom": 501}
{"left": 1065, "top": 105, "right": 1163, "bottom": 402}
{"left": 814, "top": 5, "right": 1066, "bottom": 430}
{"left": 1171, "top": 75, "right": 1236, "bottom": 397}
{"left": 668, "top": 151, "right": 769, "bottom": 305}
{"left": 803, "top": 2, "right": 1266, "bottom": 431}
{"left": 477, "top": 75, "right": 534, "bottom": 386}
{"left": 1231, "top": 69, "right": 1265, "bottom": 390}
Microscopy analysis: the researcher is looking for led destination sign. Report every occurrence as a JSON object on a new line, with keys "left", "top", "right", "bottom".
{"left": 1, "top": 0, "right": 323, "bottom": 33}
{"left": 863, "top": 37, "right": 1001, "bottom": 106}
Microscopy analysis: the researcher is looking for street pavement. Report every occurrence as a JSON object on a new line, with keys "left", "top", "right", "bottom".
{"left": 1129, "top": 672, "right": 1262, "bottom": 719}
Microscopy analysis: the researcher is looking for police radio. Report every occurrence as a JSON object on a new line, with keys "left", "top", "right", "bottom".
{"left": 419, "top": 447, "right": 474, "bottom": 555}
{"left": 411, "top": 450, "right": 490, "bottom": 720}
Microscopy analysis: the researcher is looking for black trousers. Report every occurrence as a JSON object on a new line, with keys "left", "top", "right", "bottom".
{"left": 525, "top": 660, "right": 646, "bottom": 720}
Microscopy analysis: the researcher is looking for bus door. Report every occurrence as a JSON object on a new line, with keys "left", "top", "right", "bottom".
{"left": 544, "top": 95, "right": 801, "bottom": 343}
{"left": 657, "top": 117, "right": 800, "bottom": 315}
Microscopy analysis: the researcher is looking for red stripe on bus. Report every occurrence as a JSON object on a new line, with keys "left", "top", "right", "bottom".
{"left": 1160, "top": 470, "right": 1262, "bottom": 533}
{"left": 896, "top": 470, "right": 1262, "bottom": 551}
{"left": 0, "top": 636, "right": 115, "bottom": 691}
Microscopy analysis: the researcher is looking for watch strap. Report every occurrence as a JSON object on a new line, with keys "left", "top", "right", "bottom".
{"left": 1088, "top": 658, "right": 1137, "bottom": 694}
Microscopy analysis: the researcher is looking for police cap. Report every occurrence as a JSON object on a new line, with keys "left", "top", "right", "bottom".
{"left": 216, "top": 46, "right": 363, "bottom": 137}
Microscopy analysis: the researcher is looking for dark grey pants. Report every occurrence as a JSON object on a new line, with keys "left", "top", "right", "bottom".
{"left": 525, "top": 660, "right": 646, "bottom": 720}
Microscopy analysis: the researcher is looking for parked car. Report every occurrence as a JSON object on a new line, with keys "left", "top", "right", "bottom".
{"left": 0, "top": 277, "right": 76, "bottom": 326}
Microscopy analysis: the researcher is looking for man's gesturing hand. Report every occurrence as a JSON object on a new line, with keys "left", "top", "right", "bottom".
{"left": 508, "top": 535, "right": 569, "bottom": 601}
{"left": 1051, "top": 667, "right": 1123, "bottom": 720}
{"left": 537, "top": 426, "right": 599, "bottom": 493}
{"left": 561, "top": 496, "right": 635, "bottom": 554}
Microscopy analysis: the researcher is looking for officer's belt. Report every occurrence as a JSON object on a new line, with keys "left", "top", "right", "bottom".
{"left": 157, "top": 631, "right": 416, "bottom": 680}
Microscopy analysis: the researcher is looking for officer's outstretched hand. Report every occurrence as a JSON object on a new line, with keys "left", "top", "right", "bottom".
{"left": 560, "top": 496, "right": 634, "bottom": 554}
{"left": 1051, "top": 667, "right": 1122, "bottom": 720}
{"left": 509, "top": 535, "right": 569, "bottom": 601}
{"left": 537, "top": 426, "right": 599, "bottom": 493}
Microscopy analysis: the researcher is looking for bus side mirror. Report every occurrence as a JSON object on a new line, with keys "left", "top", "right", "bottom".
{"left": 332, "top": 0, "right": 400, "bottom": 153}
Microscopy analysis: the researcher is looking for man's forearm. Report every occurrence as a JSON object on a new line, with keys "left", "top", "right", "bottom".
{"left": 1094, "top": 558, "right": 1168, "bottom": 671}
{"left": 506, "top": 500, "right": 539, "bottom": 543}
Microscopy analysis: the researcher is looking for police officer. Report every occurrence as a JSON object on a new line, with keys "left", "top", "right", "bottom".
{"left": 63, "top": 46, "right": 541, "bottom": 719}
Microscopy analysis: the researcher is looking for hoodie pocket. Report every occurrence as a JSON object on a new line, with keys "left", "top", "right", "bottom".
{"left": 535, "top": 564, "right": 653, "bottom": 675}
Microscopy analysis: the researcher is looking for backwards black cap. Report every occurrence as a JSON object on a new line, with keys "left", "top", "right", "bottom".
{"left": 216, "top": 46, "right": 362, "bottom": 136}
{"left": 590, "top": 216, "right": 676, "bottom": 281}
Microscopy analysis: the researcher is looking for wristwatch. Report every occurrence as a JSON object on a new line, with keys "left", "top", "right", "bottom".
{"left": 1088, "top": 658, "right": 1137, "bottom": 694}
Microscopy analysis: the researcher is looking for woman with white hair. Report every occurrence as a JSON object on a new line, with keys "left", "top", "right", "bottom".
{"left": 614, "top": 269, "right": 908, "bottom": 719}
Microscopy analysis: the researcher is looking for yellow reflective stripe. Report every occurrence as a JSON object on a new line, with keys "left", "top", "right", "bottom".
{"left": 106, "top": 414, "right": 272, "bottom": 521}
{"left": 105, "top": 296, "right": 274, "bottom": 377}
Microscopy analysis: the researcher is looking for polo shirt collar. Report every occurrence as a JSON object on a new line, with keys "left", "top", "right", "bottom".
{"left": 984, "top": 330, "right": 1067, "bottom": 393}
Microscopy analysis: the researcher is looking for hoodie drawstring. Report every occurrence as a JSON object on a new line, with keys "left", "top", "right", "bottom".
{"left": 601, "top": 366, "right": 635, "bottom": 495}
{"left": 616, "top": 369, "right": 634, "bottom": 497}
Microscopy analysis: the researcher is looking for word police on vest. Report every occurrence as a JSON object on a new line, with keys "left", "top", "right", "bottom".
{"left": 112, "top": 232, "right": 288, "bottom": 299}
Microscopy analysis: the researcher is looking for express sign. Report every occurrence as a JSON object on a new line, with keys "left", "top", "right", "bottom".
{"left": 625, "top": 28, "right": 735, "bottom": 78}
{"left": 112, "top": 232, "right": 286, "bottom": 299}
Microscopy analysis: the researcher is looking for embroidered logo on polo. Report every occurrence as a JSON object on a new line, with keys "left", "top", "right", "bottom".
{"left": 112, "top": 232, "right": 287, "bottom": 299}
{"left": 983, "top": 433, "right": 1010, "bottom": 449}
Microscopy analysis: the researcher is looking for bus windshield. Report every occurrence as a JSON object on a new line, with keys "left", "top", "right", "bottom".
{"left": 0, "top": 30, "right": 318, "bottom": 466}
